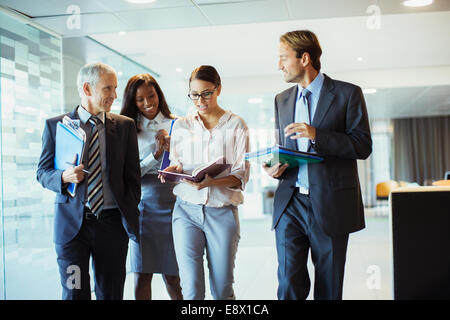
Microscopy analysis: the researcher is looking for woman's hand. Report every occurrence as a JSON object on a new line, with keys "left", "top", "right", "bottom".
{"left": 158, "top": 163, "right": 183, "bottom": 183}
{"left": 182, "top": 174, "right": 214, "bottom": 190}
{"left": 153, "top": 129, "right": 170, "bottom": 159}
{"left": 163, "top": 136, "right": 170, "bottom": 152}
{"left": 153, "top": 135, "right": 164, "bottom": 160}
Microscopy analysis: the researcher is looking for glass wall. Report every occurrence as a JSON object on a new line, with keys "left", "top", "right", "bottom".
{"left": 0, "top": 10, "right": 63, "bottom": 299}
{"left": 0, "top": 9, "right": 157, "bottom": 299}
{"left": 62, "top": 36, "right": 156, "bottom": 115}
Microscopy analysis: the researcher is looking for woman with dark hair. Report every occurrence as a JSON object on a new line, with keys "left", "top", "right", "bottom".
{"left": 121, "top": 73, "right": 182, "bottom": 300}
{"left": 160, "top": 65, "right": 250, "bottom": 300}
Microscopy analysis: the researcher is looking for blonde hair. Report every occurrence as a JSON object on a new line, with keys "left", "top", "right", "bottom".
{"left": 280, "top": 30, "right": 322, "bottom": 71}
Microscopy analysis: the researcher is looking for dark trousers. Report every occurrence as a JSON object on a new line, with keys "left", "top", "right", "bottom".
{"left": 275, "top": 192, "right": 349, "bottom": 300}
{"left": 55, "top": 209, "right": 129, "bottom": 300}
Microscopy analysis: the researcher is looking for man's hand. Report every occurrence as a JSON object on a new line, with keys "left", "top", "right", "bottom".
{"left": 62, "top": 155, "right": 85, "bottom": 184}
{"left": 284, "top": 122, "right": 316, "bottom": 141}
{"left": 262, "top": 162, "right": 289, "bottom": 179}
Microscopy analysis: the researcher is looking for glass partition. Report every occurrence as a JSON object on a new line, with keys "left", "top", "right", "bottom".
{"left": 0, "top": 10, "right": 63, "bottom": 299}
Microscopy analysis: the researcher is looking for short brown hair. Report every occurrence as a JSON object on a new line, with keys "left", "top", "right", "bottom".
{"left": 189, "top": 65, "right": 221, "bottom": 88}
{"left": 120, "top": 73, "right": 174, "bottom": 132}
{"left": 280, "top": 30, "right": 322, "bottom": 71}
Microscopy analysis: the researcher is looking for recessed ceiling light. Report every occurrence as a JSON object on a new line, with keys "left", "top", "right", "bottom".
{"left": 363, "top": 88, "right": 377, "bottom": 94}
{"left": 126, "top": 0, "right": 156, "bottom": 4}
{"left": 403, "top": 0, "right": 433, "bottom": 7}
{"left": 118, "top": 71, "right": 123, "bottom": 76}
{"left": 248, "top": 98, "right": 263, "bottom": 104}
{"left": 175, "top": 67, "right": 182, "bottom": 73}
{"left": 118, "top": 31, "right": 126, "bottom": 36}
{"left": 357, "top": 56, "right": 363, "bottom": 62}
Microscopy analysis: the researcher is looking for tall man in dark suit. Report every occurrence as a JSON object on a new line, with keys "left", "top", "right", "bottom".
{"left": 263, "top": 30, "right": 372, "bottom": 300}
{"left": 37, "top": 62, "right": 141, "bottom": 300}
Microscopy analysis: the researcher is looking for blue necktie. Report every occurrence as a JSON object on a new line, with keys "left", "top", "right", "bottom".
{"left": 87, "top": 116, "right": 104, "bottom": 216}
{"left": 296, "top": 88, "right": 311, "bottom": 190}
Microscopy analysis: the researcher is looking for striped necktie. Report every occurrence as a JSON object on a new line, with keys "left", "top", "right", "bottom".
{"left": 87, "top": 116, "right": 104, "bottom": 216}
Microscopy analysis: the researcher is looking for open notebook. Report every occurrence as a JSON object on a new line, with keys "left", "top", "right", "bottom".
{"left": 158, "top": 156, "right": 231, "bottom": 183}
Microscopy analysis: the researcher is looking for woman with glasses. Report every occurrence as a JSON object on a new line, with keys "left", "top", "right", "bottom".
{"left": 120, "top": 73, "right": 183, "bottom": 300}
{"left": 159, "top": 65, "right": 250, "bottom": 300}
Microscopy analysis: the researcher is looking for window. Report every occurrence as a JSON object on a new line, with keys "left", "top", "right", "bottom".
{"left": 0, "top": 10, "right": 63, "bottom": 299}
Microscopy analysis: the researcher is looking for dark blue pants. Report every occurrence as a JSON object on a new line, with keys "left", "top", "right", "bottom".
{"left": 55, "top": 210, "right": 129, "bottom": 300}
{"left": 275, "top": 192, "right": 349, "bottom": 300}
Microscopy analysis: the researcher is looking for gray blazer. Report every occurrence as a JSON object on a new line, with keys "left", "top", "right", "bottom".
{"left": 36, "top": 107, "right": 141, "bottom": 245}
{"left": 273, "top": 74, "right": 372, "bottom": 237}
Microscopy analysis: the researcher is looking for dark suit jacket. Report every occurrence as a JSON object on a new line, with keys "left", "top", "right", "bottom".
{"left": 273, "top": 74, "right": 372, "bottom": 237}
{"left": 36, "top": 107, "right": 141, "bottom": 245}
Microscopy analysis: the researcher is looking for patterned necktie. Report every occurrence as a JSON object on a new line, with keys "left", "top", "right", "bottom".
{"left": 87, "top": 116, "right": 104, "bottom": 216}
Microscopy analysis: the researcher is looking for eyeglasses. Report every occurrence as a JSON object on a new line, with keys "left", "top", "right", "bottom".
{"left": 187, "top": 87, "right": 217, "bottom": 101}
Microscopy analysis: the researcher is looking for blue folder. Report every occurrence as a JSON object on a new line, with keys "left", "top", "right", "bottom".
{"left": 159, "top": 119, "right": 177, "bottom": 171}
{"left": 54, "top": 121, "right": 85, "bottom": 197}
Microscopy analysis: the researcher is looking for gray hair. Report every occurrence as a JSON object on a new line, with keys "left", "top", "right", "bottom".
{"left": 76, "top": 62, "right": 116, "bottom": 98}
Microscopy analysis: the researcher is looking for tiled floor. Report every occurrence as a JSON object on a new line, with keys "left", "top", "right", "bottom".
{"left": 123, "top": 212, "right": 392, "bottom": 300}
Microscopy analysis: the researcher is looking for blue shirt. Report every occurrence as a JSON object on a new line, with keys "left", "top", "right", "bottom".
{"left": 294, "top": 72, "right": 324, "bottom": 189}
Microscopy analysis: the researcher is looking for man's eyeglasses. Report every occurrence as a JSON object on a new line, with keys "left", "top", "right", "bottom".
{"left": 188, "top": 87, "right": 217, "bottom": 101}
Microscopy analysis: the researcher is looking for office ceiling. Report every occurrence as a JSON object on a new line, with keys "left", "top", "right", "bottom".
{"left": 1, "top": 0, "right": 449, "bottom": 120}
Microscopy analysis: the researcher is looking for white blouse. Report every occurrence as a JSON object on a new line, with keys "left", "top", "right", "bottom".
{"left": 137, "top": 111, "right": 175, "bottom": 176}
{"left": 169, "top": 110, "right": 250, "bottom": 207}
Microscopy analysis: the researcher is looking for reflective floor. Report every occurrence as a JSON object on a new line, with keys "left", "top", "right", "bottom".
{"left": 123, "top": 212, "right": 392, "bottom": 300}
{"left": 1, "top": 208, "right": 391, "bottom": 299}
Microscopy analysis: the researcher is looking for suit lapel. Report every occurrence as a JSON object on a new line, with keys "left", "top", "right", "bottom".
{"left": 280, "top": 86, "right": 298, "bottom": 150}
{"left": 69, "top": 107, "right": 80, "bottom": 120}
{"left": 104, "top": 113, "right": 116, "bottom": 172}
{"left": 312, "top": 74, "right": 335, "bottom": 128}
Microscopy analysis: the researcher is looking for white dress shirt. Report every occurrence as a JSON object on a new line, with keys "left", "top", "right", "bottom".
{"left": 137, "top": 111, "right": 175, "bottom": 176}
{"left": 169, "top": 110, "right": 250, "bottom": 207}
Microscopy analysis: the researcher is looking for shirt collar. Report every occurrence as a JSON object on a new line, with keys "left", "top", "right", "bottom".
{"left": 139, "top": 111, "right": 166, "bottom": 128}
{"left": 77, "top": 105, "right": 105, "bottom": 124}
{"left": 297, "top": 72, "right": 324, "bottom": 100}
{"left": 194, "top": 110, "right": 232, "bottom": 129}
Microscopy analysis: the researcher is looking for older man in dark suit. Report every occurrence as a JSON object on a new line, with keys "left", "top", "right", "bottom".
{"left": 264, "top": 30, "right": 372, "bottom": 300}
{"left": 37, "top": 62, "right": 141, "bottom": 300}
